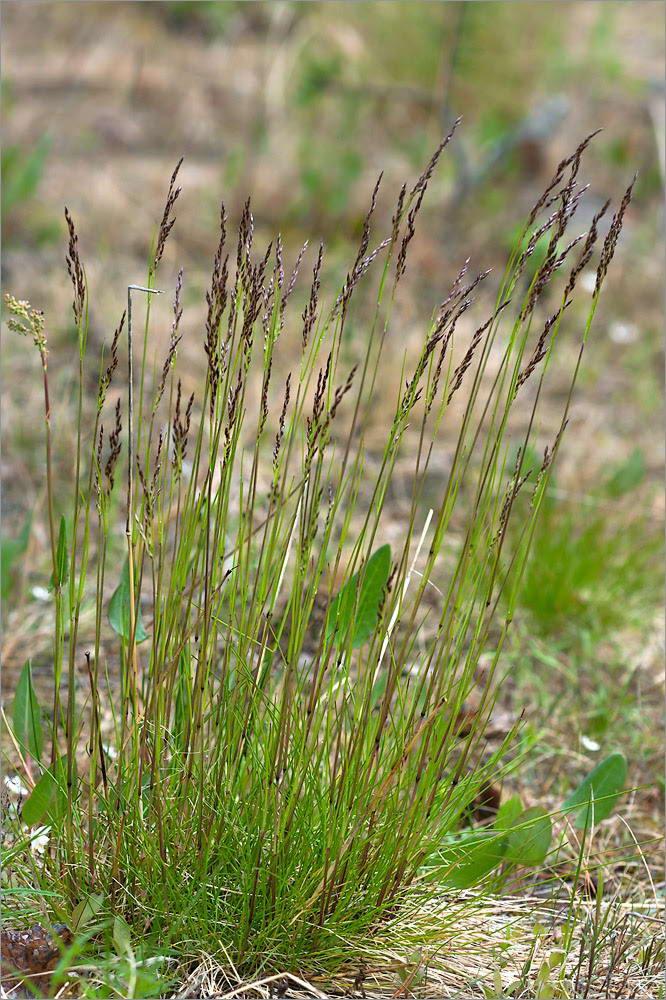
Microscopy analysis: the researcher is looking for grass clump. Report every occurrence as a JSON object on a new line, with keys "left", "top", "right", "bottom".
{"left": 2, "top": 126, "right": 636, "bottom": 993}
{"left": 510, "top": 446, "right": 660, "bottom": 640}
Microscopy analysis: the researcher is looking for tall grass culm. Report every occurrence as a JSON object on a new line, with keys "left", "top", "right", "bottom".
{"left": 3, "top": 124, "right": 634, "bottom": 987}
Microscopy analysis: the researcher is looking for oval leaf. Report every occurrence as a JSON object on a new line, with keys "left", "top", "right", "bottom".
{"left": 22, "top": 756, "right": 69, "bottom": 827}
{"left": 71, "top": 892, "right": 105, "bottom": 932}
{"left": 51, "top": 515, "right": 69, "bottom": 590}
{"left": 12, "top": 660, "right": 43, "bottom": 763}
{"left": 326, "top": 544, "right": 391, "bottom": 649}
{"left": 562, "top": 752, "right": 627, "bottom": 829}
{"left": 503, "top": 806, "right": 552, "bottom": 866}
{"left": 439, "top": 831, "right": 506, "bottom": 889}
{"left": 494, "top": 795, "right": 523, "bottom": 830}
{"left": 108, "top": 558, "right": 149, "bottom": 643}
{"left": 113, "top": 914, "right": 132, "bottom": 956}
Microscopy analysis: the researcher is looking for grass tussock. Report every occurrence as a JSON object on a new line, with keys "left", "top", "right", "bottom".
{"left": 1, "top": 126, "right": 642, "bottom": 996}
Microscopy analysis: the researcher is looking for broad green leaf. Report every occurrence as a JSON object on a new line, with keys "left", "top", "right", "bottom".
{"left": 71, "top": 893, "right": 105, "bottom": 932}
{"left": 51, "top": 516, "right": 69, "bottom": 590}
{"left": 439, "top": 831, "right": 506, "bottom": 889}
{"left": 605, "top": 449, "right": 645, "bottom": 498}
{"left": 0, "top": 512, "right": 31, "bottom": 602}
{"left": 113, "top": 914, "right": 132, "bottom": 955}
{"left": 562, "top": 752, "right": 627, "bottom": 829}
{"left": 503, "top": 806, "right": 552, "bottom": 866}
{"left": 494, "top": 795, "right": 523, "bottom": 830}
{"left": 12, "top": 660, "right": 43, "bottom": 763}
{"left": 173, "top": 649, "right": 192, "bottom": 748}
{"left": 22, "top": 756, "right": 69, "bottom": 827}
{"left": 108, "top": 558, "right": 149, "bottom": 643}
{"left": 326, "top": 544, "right": 391, "bottom": 649}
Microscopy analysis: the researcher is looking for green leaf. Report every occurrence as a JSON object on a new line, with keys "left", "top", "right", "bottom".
{"left": 71, "top": 893, "right": 105, "bottom": 932}
{"left": 51, "top": 516, "right": 69, "bottom": 590}
{"left": 108, "top": 558, "right": 149, "bottom": 643}
{"left": 1, "top": 135, "right": 50, "bottom": 215}
{"left": 605, "top": 449, "right": 645, "bottom": 498}
{"left": 113, "top": 914, "right": 132, "bottom": 955}
{"left": 173, "top": 650, "right": 192, "bottom": 749}
{"left": 12, "top": 660, "right": 43, "bottom": 763}
{"left": 503, "top": 806, "right": 552, "bottom": 866}
{"left": 326, "top": 544, "right": 391, "bottom": 649}
{"left": 562, "top": 752, "right": 627, "bottom": 829}
{"left": 439, "top": 831, "right": 506, "bottom": 889}
{"left": 22, "top": 756, "right": 69, "bottom": 827}
{"left": 494, "top": 795, "right": 523, "bottom": 830}
{"left": 0, "top": 512, "right": 31, "bottom": 602}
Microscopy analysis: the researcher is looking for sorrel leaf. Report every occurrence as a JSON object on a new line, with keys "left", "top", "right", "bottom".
{"left": 327, "top": 544, "right": 391, "bottom": 649}
{"left": 71, "top": 893, "right": 105, "bottom": 932}
{"left": 12, "top": 660, "right": 43, "bottom": 763}
{"left": 562, "top": 752, "right": 627, "bottom": 829}
{"left": 50, "top": 515, "right": 69, "bottom": 589}
{"left": 439, "top": 831, "right": 506, "bottom": 889}
{"left": 22, "top": 756, "right": 69, "bottom": 827}
{"left": 108, "top": 558, "right": 149, "bottom": 643}
{"left": 503, "top": 806, "right": 552, "bottom": 866}
{"left": 113, "top": 915, "right": 132, "bottom": 956}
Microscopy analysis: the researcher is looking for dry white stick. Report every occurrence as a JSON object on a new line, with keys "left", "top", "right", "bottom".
{"left": 219, "top": 972, "right": 328, "bottom": 999}
{"left": 274, "top": 495, "right": 302, "bottom": 601}
{"left": 374, "top": 507, "right": 433, "bottom": 684}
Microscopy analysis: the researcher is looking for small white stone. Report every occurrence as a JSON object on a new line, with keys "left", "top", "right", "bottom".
{"left": 581, "top": 735, "right": 600, "bottom": 752}
{"left": 31, "top": 585, "right": 51, "bottom": 602}
{"left": 4, "top": 774, "right": 29, "bottom": 797}
{"left": 609, "top": 321, "right": 638, "bottom": 345}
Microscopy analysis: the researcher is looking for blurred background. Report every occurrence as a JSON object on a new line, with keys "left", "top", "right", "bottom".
{"left": 1, "top": 1, "right": 664, "bottom": 866}
{"left": 2, "top": 2, "right": 663, "bottom": 457}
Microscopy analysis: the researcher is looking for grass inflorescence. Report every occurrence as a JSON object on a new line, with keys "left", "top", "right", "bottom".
{"left": 2, "top": 127, "right": 639, "bottom": 995}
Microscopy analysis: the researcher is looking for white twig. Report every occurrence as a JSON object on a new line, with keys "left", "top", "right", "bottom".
{"left": 274, "top": 495, "right": 301, "bottom": 601}
{"left": 375, "top": 508, "right": 433, "bottom": 683}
